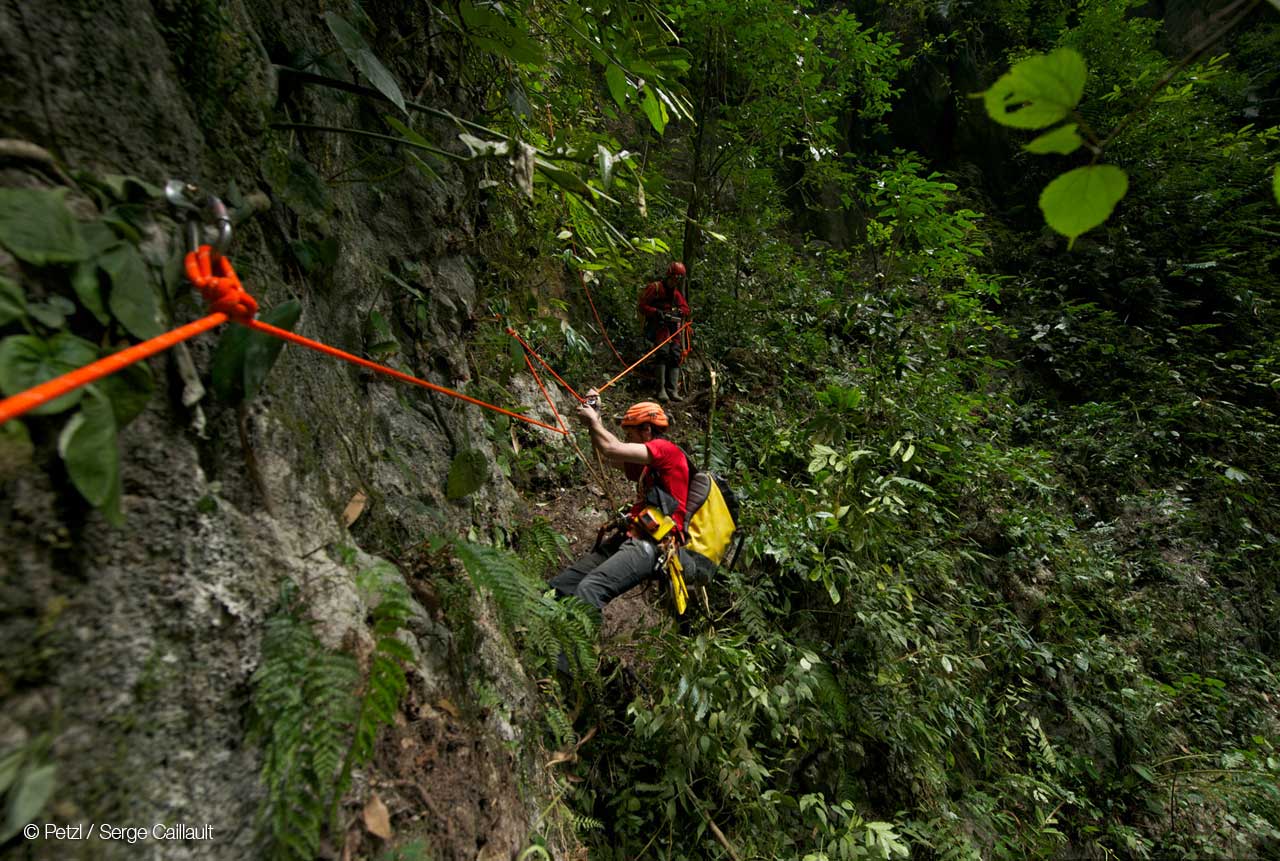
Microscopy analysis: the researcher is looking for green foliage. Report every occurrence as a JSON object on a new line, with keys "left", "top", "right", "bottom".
{"left": 981, "top": 48, "right": 1087, "bottom": 130}
{"left": 210, "top": 300, "right": 302, "bottom": 403}
{"left": 1038, "top": 164, "right": 1129, "bottom": 247}
{"left": 0, "top": 737, "right": 56, "bottom": 844}
{"left": 249, "top": 572, "right": 413, "bottom": 859}
{"left": 0, "top": 182, "right": 173, "bottom": 522}
{"left": 446, "top": 448, "right": 490, "bottom": 500}
{"left": 324, "top": 12, "right": 406, "bottom": 114}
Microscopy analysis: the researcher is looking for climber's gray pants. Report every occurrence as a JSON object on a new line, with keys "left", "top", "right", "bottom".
{"left": 550, "top": 536, "right": 658, "bottom": 610}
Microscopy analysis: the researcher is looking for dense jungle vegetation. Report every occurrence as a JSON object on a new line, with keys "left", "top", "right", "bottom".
{"left": 2, "top": 0, "right": 1279, "bottom": 859}
{"left": 444, "top": 1, "right": 1280, "bottom": 858}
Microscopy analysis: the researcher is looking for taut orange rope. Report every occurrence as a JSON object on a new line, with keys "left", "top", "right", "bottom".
{"left": 595, "top": 321, "right": 691, "bottom": 395}
{"left": 0, "top": 314, "right": 227, "bottom": 425}
{"left": 505, "top": 327, "right": 585, "bottom": 403}
{"left": 0, "top": 246, "right": 567, "bottom": 436}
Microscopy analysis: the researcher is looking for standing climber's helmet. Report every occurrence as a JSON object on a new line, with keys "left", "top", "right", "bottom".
{"left": 621, "top": 402, "right": 670, "bottom": 428}
{"left": 666, "top": 261, "right": 687, "bottom": 279}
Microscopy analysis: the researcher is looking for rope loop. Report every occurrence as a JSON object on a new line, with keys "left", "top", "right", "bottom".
{"left": 184, "top": 245, "right": 258, "bottom": 320}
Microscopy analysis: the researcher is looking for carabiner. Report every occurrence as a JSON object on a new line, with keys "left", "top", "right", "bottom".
{"left": 165, "top": 180, "right": 233, "bottom": 260}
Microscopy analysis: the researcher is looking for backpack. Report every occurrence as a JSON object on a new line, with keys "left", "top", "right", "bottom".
{"left": 665, "top": 469, "right": 739, "bottom": 615}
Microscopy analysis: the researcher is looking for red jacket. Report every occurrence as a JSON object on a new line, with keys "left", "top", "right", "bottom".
{"left": 638, "top": 281, "right": 690, "bottom": 342}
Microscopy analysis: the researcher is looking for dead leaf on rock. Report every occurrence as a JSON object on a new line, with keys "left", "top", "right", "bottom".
{"left": 546, "top": 749, "right": 577, "bottom": 768}
{"left": 437, "top": 697, "right": 460, "bottom": 718}
{"left": 343, "top": 490, "right": 368, "bottom": 527}
{"left": 363, "top": 793, "right": 392, "bottom": 840}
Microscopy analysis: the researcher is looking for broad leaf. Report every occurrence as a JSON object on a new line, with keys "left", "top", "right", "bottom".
{"left": 27, "top": 296, "right": 75, "bottom": 329}
{"left": 1039, "top": 165, "right": 1128, "bottom": 247}
{"left": 70, "top": 263, "right": 109, "bottom": 324}
{"left": 0, "top": 749, "right": 22, "bottom": 796}
{"left": 1024, "top": 123, "right": 1084, "bottom": 155}
{"left": 58, "top": 387, "right": 120, "bottom": 508}
{"left": 210, "top": 300, "right": 302, "bottom": 404}
{"left": 98, "top": 361, "right": 154, "bottom": 427}
{"left": 597, "top": 145, "right": 615, "bottom": 191}
{"left": 291, "top": 237, "right": 340, "bottom": 273}
{"left": 1273, "top": 164, "right": 1279, "bottom": 206}
{"left": 639, "top": 86, "right": 668, "bottom": 134}
{"left": 982, "top": 48, "right": 1087, "bottom": 130}
{"left": 0, "top": 188, "right": 88, "bottom": 265}
{"left": 1, "top": 763, "right": 55, "bottom": 843}
{"left": 446, "top": 448, "right": 489, "bottom": 499}
{"left": 243, "top": 300, "right": 303, "bottom": 402}
{"left": 0, "top": 333, "right": 98, "bottom": 415}
{"left": 605, "top": 63, "right": 628, "bottom": 108}
{"left": 458, "top": 0, "right": 545, "bottom": 65}
{"left": 0, "top": 275, "right": 26, "bottom": 327}
{"left": 210, "top": 322, "right": 252, "bottom": 403}
{"left": 99, "top": 174, "right": 163, "bottom": 202}
{"left": 325, "top": 12, "right": 406, "bottom": 114}
{"left": 101, "top": 243, "right": 164, "bottom": 339}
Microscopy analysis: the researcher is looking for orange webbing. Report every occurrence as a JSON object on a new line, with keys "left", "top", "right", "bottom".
{"left": 0, "top": 314, "right": 228, "bottom": 425}
{"left": 505, "top": 327, "right": 585, "bottom": 403}
{"left": 245, "top": 319, "right": 567, "bottom": 435}
{"left": 680, "top": 322, "right": 693, "bottom": 361}
{"left": 579, "top": 270, "right": 625, "bottom": 367}
{"left": 596, "top": 321, "right": 691, "bottom": 395}
{"left": 521, "top": 351, "right": 568, "bottom": 434}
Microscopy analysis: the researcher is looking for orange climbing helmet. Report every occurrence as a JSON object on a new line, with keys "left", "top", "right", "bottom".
{"left": 666, "top": 261, "right": 686, "bottom": 279}
{"left": 621, "top": 401, "right": 669, "bottom": 428}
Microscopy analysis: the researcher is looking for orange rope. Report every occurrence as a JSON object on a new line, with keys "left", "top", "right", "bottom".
{"left": 0, "top": 314, "right": 228, "bottom": 425}
{"left": 521, "top": 351, "right": 568, "bottom": 433}
{"left": 505, "top": 327, "right": 585, "bottom": 403}
{"left": 579, "top": 270, "right": 625, "bottom": 367}
{"left": 0, "top": 247, "right": 567, "bottom": 436}
{"left": 596, "top": 321, "right": 691, "bottom": 395}
{"left": 245, "top": 320, "right": 566, "bottom": 435}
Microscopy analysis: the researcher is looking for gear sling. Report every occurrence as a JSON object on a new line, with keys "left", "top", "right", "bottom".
{"left": 636, "top": 457, "right": 738, "bottom": 615}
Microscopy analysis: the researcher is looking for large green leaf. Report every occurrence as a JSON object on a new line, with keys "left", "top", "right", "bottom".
{"left": 0, "top": 748, "right": 22, "bottom": 796}
{"left": 212, "top": 300, "right": 303, "bottom": 404}
{"left": 639, "top": 85, "right": 668, "bottom": 134}
{"left": 0, "top": 188, "right": 88, "bottom": 265}
{"left": 101, "top": 243, "right": 164, "bottom": 339}
{"left": 1039, "top": 165, "right": 1129, "bottom": 247}
{"left": 605, "top": 63, "right": 628, "bottom": 108}
{"left": 1024, "top": 123, "right": 1084, "bottom": 155}
{"left": 0, "top": 275, "right": 27, "bottom": 327}
{"left": 324, "top": 12, "right": 406, "bottom": 114}
{"left": 98, "top": 360, "right": 154, "bottom": 427}
{"left": 982, "top": 48, "right": 1087, "bottom": 130}
{"left": 58, "top": 387, "right": 119, "bottom": 509}
{"left": 0, "top": 764, "right": 56, "bottom": 843}
{"left": 0, "top": 333, "right": 98, "bottom": 415}
{"left": 210, "top": 322, "right": 252, "bottom": 403}
{"left": 458, "top": 0, "right": 545, "bottom": 65}
{"left": 70, "top": 263, "right": 108, "bottom": 324}
{"left": 446, "top": 448, "right": 489, "bottom": 500}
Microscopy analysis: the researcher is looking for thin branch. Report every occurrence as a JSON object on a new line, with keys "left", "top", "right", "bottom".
{"left": 1094, "top": 0, "right": 1262, "bottom": 157}
{"left": 274, "top": 66, "right": 593, "bottom": 165}
{"left": 268, "top": 122, "right": 468, "bottom": 161}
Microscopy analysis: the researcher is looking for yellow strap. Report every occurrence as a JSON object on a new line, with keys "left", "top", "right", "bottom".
{"left": 667, "top": 551, "right": 688, "bottom": 615}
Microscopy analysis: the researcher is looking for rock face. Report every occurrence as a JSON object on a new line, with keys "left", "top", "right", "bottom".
{"left": 0, "top": 2, "right": 564, "bottom": 858}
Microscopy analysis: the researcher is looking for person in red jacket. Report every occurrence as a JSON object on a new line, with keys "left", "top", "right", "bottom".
{"left": 638, "top": 261, "right": 691, "bottom": 402}
{"left": 551, "top": 399, "right": 691, "bottom": 612}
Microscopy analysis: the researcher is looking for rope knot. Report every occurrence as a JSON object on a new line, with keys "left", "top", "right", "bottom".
{"left": 184, "top": 245, "right": 258, "bottom": 320}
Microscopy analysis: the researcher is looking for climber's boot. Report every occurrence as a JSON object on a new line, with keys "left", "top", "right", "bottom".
{"left": 667, "top": 366, "right": 683, "bottom": 402}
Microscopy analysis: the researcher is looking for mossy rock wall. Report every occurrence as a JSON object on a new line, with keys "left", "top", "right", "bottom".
{"left": 0, "top": 2, "right": 565, "bottom": 857}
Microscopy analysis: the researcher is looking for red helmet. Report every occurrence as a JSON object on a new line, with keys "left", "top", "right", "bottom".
{"left": 666, "top": 261, "right": 686, "bottom": 279}
{"left": 621, "top": 402, "right": 669, "bottom": 428}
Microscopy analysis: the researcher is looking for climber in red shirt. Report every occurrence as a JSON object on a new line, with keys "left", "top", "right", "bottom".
{"left": 550, "top": 399, "right": 691, "bottom": 612}
{"left": 638, "top": 261, "right": 691, "bottom": 402}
